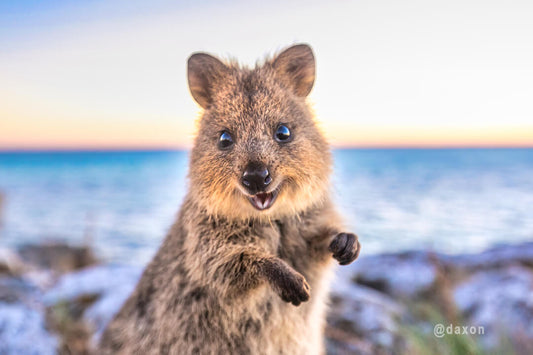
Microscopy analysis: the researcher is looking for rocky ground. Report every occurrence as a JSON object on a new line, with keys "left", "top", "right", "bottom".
{"left": 1, "top": 242, "right": 533, "bottom": 355}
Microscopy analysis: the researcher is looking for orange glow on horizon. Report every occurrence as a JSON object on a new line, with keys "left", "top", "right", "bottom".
{"left": 1, "top": 117, "right": 531, "bottom": 151}
{"left": 323, "top": 125, "right": 533, "bottom": 149}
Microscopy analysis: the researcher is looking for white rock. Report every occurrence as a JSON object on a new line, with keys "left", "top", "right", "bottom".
{"left": 0, "top": 302, "right": 58, "bottom": 355}
{"left": 87, "top": 281, "right": 141, "bottom": 342}
{"left": 454, "top": 265, "right": 533, "bottom": 348}
{"left": 342, "top": 251, "right": 438, "bottom": 298}
{"left": 44, "top": 265, "right": 142, "bottom": 306}
{"left": 44, "top": 264, "right": 142, "bottom": 345}
{"left": 446, "top": 242, "right": 533, "bottom": 270}
{"left": 329, "top": 282, "right": 406, "bottom": 350}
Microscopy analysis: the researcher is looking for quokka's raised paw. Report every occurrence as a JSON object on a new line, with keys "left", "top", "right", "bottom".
{"left": 329, "top": 232, "right": 361, "bottom": 265}
{"left": 262, "top": 259, "right": 311, "bottom": 306}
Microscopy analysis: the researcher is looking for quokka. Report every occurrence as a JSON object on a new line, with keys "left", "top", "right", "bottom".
{"left": 100, "top": 44, "right": 361, "bottom": 355}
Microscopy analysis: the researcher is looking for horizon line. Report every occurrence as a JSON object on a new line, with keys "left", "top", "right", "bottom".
{"left": 0, "top": 144, "right": 532, "bottom": 153}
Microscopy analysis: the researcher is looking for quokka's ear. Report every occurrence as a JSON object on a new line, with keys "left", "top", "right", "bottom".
{"left": 272, "top": 44, "right": 315, "bottom": 97}
{"left": 187, "top": 53, "right": 229, "bottom": 109}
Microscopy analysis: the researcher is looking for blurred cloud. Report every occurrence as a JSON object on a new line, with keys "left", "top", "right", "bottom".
{"left": 1, "top": 0, "right": 532, "bottom": 149}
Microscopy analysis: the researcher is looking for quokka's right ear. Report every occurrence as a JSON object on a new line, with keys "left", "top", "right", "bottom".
{"left": 187, "top": 53, "right": 229, "bottom": 109}
{"left": 272, "top": 44, "right": 315, "bottom": 97}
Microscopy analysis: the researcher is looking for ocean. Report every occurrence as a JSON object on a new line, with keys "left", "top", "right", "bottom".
{"left": 0, "top": 149, "right": 531, "bottom": 265}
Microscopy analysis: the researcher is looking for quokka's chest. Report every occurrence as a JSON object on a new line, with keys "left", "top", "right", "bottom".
{"left": 221, "top": 220, "right": 318, "bottom": 258}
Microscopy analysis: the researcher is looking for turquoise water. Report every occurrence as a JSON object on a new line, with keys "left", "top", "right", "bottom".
{"left": 0, "top": 149, "right": 532, "bottom": 264}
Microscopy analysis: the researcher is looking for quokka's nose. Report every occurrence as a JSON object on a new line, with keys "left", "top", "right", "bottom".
{"left": 241, "top": 162, "right": 272, "bottom": 195}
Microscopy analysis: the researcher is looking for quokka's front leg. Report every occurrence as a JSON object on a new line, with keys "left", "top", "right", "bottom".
{"left": 210, "top": 248, "right": 310, "bottom": 306}
{"left": 300, "top": 201, "right": 361, "bottom": 265}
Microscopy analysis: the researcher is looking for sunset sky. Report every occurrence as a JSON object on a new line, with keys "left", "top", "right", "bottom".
{"left": 1, "top": 0, "right": 532, "bottom": 149}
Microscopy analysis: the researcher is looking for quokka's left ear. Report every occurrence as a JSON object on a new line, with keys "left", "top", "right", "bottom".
{"left": 272, "top": 44, "right": 315, "bottom": 97}
{"left": 187, "top": 52, "right": 229, "bottom": 109}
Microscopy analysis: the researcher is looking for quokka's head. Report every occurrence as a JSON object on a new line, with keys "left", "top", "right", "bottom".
{"left": 187, "top": 44, "right": 331, "bottom": 220}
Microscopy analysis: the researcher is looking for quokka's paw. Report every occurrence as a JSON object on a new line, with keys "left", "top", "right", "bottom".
{"left": 263, "top": 259, "right": 311, "bottom": 306}
{"left": 329, "top": 232, "right": 361, "bottom": 265}
{"left": 274, "top": 271, "right": 311, "bottom": 306}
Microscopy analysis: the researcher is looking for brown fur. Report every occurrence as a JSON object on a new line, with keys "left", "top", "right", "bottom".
{"left": 99, "top": 44, "right": 360, "bottom": 355}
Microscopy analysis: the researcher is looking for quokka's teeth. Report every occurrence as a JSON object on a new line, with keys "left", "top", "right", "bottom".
{"left": 250, "top": 192, "right": 274, "bottom": 210}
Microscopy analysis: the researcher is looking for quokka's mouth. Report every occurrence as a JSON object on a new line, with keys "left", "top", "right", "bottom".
{"left": 248, "top": 190, "right": 279, "bottom": 211}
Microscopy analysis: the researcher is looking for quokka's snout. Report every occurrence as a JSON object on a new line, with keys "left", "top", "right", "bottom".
{"left": 241, "top": 161, "right": 279, "bottom": 210}
{"left": 241, "top": 161, "right": 272, "bottom": 194}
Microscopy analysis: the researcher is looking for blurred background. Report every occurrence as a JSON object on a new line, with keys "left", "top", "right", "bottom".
{"left": 0, "top": 1, "right": 532, "bottom": 354}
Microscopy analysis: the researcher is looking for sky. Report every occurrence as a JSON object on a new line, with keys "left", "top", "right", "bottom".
{"left": 0, "top": 0, "right": 532, "bottom": 149}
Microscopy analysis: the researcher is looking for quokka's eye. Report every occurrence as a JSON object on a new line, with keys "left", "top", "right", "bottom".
{"left": 274, "top": 124, "right": 292, "bottom": 143}
{"left": 218, "top": 131, "right": 234, "bottom": 150}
